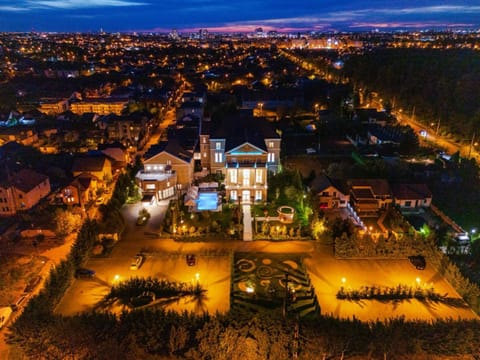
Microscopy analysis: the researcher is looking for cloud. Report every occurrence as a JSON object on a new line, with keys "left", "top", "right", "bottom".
{"left": 24, "top": 0, "right": 148, "bottom": 9}
{"left": 333, "top": 5, "right": 480, "bottom": 18}
{"left": 208, "top": 4, "right": 480, "bottom": 31}
{"left": 349, "top": 21, "right": 476, "bottom": 29}
{"left": 0, "top": 5, "right": 30, "bottom": 11}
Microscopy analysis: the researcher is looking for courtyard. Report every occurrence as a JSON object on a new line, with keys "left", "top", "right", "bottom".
{"left": 55, "top": 203, "right": 479, "bottom": 322}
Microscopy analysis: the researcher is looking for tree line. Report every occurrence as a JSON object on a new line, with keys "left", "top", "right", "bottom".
{"left": 343, "top": 48, "right": 480, "bottom": 139}
{"left": 8, "top": 307, "right": 480, "bottom": 359}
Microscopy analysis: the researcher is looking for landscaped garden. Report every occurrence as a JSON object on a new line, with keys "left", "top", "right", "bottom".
{"left": 163, "top": 199, "right": 240, "bottom": 240}
{"left": 232, "top": 253, "right": 319, "bottom": 317}
{"left": 251, "top": 169, "right": 317, "bottom": 240}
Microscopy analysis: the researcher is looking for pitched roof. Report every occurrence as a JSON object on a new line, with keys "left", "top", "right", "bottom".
{"left": 69, "top": 173, "right": 99, "bottom": 191}
{"left": 311, "top": 174, "right": 348, "bottom": 195}
{"left": 144, "top": 139, "right": 192, "bottom": 163}
{"left": 209, "top": 110, "right": 279, "bottom": 151}
{"left": 72, "top": 155, "right": 109, "bottom": 173}
{"left": 348, "top": 179, "right": 391, "bottom": 196}
{"left": 391, "top": 183, "right": 432, "bottom": 200}
{"left": 11, "top": 169, "right": 49, "bottom": 193}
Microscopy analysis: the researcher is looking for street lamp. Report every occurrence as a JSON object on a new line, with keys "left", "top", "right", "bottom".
{"left": 468, "top": 132, "right": 478, "bottom": 159}
{"left": 258, "top": 102, "right": 264, "bottom": 115}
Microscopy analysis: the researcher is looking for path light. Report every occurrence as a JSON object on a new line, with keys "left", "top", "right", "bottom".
{"left": 246, "top": 286, "right": 255, "bottom": 294}
{"left": 416, "top": 277, "right": 421, "bottom": 285}
{"left": 341, "top": 277, "right": 346, "bottom": 284}
{"left": 195, "top": 273, "right": 200, "bottom": 282}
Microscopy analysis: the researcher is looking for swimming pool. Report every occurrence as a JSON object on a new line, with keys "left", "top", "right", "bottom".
{"left": 197, "top": 192, "right": 218, "bottom": 211}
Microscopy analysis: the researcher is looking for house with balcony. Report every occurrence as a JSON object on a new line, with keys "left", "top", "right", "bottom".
{"left": 348, "top": 179, "right": 392, "bottom": 217}
{"left": 199, "top": 110, "right": 281, "bottom": 203}
{"left": 136, "top": 139, "right": 194, "bottom": 202}
{"left": 312, "top": 175, "right": 349, "bottom": 209}
{"left": 0, "top": 169, "right": 51, "bottom": 216}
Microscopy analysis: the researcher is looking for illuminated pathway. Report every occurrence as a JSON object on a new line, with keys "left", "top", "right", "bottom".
{"left": 242, "top": 205, "right": 252, "bottom": 241}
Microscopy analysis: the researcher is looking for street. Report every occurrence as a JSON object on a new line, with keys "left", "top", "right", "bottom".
{"left": 371, "top": 99, "right": 480, "bottom": 161}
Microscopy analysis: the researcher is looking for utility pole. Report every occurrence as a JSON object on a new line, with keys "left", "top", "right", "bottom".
{"left": 468, "top": 132, "right": 476, "bottom": 159}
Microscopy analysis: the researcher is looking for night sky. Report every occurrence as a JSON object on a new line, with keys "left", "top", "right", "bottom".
{"left": 0, "top": 0, "right": 479, "bottom": 33}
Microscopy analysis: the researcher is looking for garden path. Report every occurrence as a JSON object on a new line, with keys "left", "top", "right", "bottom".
{"left": 242, "top": 205, "right": 252, "bottom": 241}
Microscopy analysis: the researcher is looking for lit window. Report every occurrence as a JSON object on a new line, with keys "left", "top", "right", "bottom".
{"left": 243, "top": 169, "right": 250, "bottom": 186}
{"left": 256, "top": 170, "right": 262, "bottom": 183}
{"left": 215, "top": 152, "right": 223, "bottom": 163}
{"left": 268, "top": 152, "right": 275, "bottom": 163}
{"left": 231, "top": 190, "right": 237, "bottom": 200}
{"left": 215, "top": 142, "right": 221, "bottom": 150}
{"left": 255, "top": 190, "right": 262, "bottom": 200}
{"left": 230, "top": 169, "right": 237, "bottom": 183}
{"left": 268, "top": 141, "right": 274, "bottom": 148}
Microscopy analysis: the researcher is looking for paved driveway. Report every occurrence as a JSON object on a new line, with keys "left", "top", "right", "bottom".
{"left": 55, "top": 202, "right": 479, "bottom": 321}
{"left": 304, "top": 254, "right": 479, "bottom": 321}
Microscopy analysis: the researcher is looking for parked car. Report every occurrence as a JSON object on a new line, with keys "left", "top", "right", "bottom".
{"left": 408, "top": 255, "right": 426, "bottom": 270}
{"left": 186, "top": 254, "right": 196, "bottom": 266}
{"left": 11, "top": 295, "right": 29, "bottom": 311}
{"left": 24, "top": 275, "right": 42, "bottom": 293}
{"left": 130, "top": 254, "right": 144, "bottom": 270}
{"left": 75, "top": 268, "right": 96, "bottom": 278}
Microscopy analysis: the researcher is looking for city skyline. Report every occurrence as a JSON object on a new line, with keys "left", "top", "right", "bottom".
{"left": 0, "top": 0, "right": 479, "bottom": 33}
